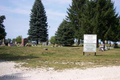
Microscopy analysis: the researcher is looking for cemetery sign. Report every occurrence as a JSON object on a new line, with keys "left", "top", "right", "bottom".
{"left": 83, "top": 34, "right": 97, "bottom": 55}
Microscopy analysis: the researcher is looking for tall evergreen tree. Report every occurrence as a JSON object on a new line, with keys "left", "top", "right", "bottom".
{"left": 81, "top": 0, "right": 99, "bottom": 47}
{"left": 81, "top": 0, "right": 96, "bottom": 34}
{"left": 0, "top": 15, "right": 6, "bottom": 40}
{"left": 67, "top": 0, "right": 120, "bottom": 48}
{"left": 28, "top": 0, "right": 48, "bottom": 44}
{"left": 55, "top": 20, "right": 74, "bottom": 46}
{"left": 81, "top": 0, "right": 120, "bottom": 48}
{"left": 67, "top": 0, "right": 86, "bottom": 44}
{"left": 94, "top": 0, "right": 120, "bottom": 43}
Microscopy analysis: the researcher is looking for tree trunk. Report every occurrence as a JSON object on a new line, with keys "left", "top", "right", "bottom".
{"left": 97, "top": 39, "right": 99, "bottom": 48}
{"left": 109, "top": 41, "right": 111, "bottom": 47}
{"left": 78, "top": 38, "right": 80, "bottom": 46}
{"left": 103, "top": 41, "right": 105, "bottom": 51}
{"left": 36, "top": 39, "right": 38, "bottom": 45}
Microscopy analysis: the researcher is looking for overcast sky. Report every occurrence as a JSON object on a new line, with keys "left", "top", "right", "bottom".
{"left": 0, "top": 0, "right": 120, "bottom": 40}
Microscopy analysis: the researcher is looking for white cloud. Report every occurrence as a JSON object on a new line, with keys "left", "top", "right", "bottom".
{"left": 0, "top": 5, "right": 30, "bottom": 15}
{"left": 10, "top": 0, "right": 33, "bottom": 9}
{"left": 0, "top": 0, "right": 32, "bottom": 15}
{"left": 0, "top": 0, "right": 69, "bottom": 16}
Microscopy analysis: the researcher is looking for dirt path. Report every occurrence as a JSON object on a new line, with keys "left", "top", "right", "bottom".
{"left": 0, "top": 61, "right": 120, "bottom": 80}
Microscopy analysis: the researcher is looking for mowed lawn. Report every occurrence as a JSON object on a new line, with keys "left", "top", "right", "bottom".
{"left": 0, "top": 46, "right": 120, "bottom": 70}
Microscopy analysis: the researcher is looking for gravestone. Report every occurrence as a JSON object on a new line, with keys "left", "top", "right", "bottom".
{"left": 99, "top": 46, "right": 104, "bottom": 51}
{"left": 0, "top": 39, "right": 5, "bottom": 46}
{"left": 55, "top": 44, "right": 58, "bottom": 47}
{"left": 21, "top": 38, "right": 28, "bottom": 46}
{"left": 2, "top": 39, "right": 5, "bottom": 45}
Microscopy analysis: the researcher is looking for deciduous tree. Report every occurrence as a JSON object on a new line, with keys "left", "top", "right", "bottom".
{"left": 50, "top": 36, "right": 55, "bottom": 45}
{"left": 16, "top": 36, "right": 22, "bottom": 44}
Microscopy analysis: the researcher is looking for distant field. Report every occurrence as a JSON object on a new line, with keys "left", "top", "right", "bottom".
{"left": 0, "top": 46, "right": 120, "bottom": 70}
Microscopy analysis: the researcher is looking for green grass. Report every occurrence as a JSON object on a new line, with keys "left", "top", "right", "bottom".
{"left": 0, "top": 46, "right": 120, "bottom": 70}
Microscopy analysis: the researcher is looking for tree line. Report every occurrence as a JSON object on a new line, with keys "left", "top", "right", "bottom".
{"left": 54, "top": 0, "right": 120, "bottom": 46}
{"left": 1, "top": 0, "right": 120, "bottom": 46}
{"left": 0, "top": 36, "right": 22, "bottom": 45}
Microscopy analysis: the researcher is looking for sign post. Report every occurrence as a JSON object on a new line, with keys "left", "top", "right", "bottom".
{"left": 83, "top": 34, "right": 97, "bottom": 56}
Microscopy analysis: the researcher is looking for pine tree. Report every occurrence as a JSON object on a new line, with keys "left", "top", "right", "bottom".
{"left": 55, "top": 20, "right": 74, "bottom": 46}
{"left": 67, "top": 0, "right": 120, "bottom": 48}
{"left": 87, "top": 0, "right": 120, "bottom": 49}
{"left": 67, "top": 0, "right": 86, "bottom": 45}
{"left": 81, "top": 0, "right": 96, "bottom": 34}
{"left": 81, "top": 0, "right": 100, "bottom": 47}
{"left": 0, "top": 15, "right": 6, "bottom": 40}
{"left": 94, "top": 0, "right": 120, "bottom": 43}
{"left": 28, "top": 0, "right": 48, "bottom": 44}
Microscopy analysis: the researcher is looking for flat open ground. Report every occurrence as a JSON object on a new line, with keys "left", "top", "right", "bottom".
{"left": 0, "top": 61, "right": 120, "bottom": 80}
{"left": 0, "top": 46, "right": 120, "bottom": 80}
